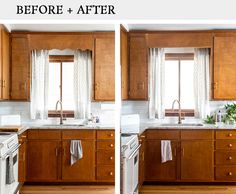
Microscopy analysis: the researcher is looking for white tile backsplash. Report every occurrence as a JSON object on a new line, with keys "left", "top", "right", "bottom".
{"left": 0, "top": 101, "right": 115, "bottom": 125}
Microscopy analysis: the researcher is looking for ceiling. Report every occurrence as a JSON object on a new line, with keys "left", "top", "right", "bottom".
{"left": 126, "top": 24, "right": 236, "bottom": 31}
{"left": 4, "top": 24, "right": 115, "bottom": 32}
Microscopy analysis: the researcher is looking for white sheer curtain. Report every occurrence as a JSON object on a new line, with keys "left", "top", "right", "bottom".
{"left": 74, "top": 50, "right": 92, "bottom": 119}
{"left": 194, "top": 48, "right": 210, "bottom": 119}
{"left": 30, "top": 50, "right": 49, "bottom": 119}
{"left": 149, "top": 48, "right": 165, "bottom": 119}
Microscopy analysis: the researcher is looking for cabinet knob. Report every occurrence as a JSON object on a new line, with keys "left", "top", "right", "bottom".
{"left": 109, "top": 156, "right": 113, "bottom": 160}
{"left": 228, "top": 133, "right": 233, "bottom": 137}
{"left": 110, "top": 144, "right": 114, "bottom": 148}
{"left": 139, "top": 139, "right": 142, "bottom": 143}
{"left": 228, "top": 156, "right": 233, "bottom": 160}
{"left": 140, "top": 135, "right": 146, "bottom": 138}
{"left": 228, "top": 172, "right": 233, "bottom": 176}
{"left": 110, "top": 133, "right": 114, "bottom": 137}
{"left": 228, "top": 144, "right": 233, "bottom": 148}
{"left": 109, "top": 172, "right": 113, "bottom": 176}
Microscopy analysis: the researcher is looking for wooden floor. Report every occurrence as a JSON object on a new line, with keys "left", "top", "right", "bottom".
{"left": 140, "top": 185, "right": 236, "bottom": 194}
{"left": 20, "top": 185, "right": 115, "bottom": 194}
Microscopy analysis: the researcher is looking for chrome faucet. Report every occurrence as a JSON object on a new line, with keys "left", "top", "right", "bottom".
{"left": 172, "top": 99, "right": 184, "bottom": 124}
{"left": 55, "top": 100, "right": 63, "bottom": 125}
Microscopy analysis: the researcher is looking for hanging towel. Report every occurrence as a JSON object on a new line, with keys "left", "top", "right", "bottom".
{"left": 6, "top": 153, "right": 15, "bottom": 184}
{"left": 70, "top": 140, "right": 83, "bottom": 166}
{"left": 161, "top": 140, "right": 172, "bottom": 163}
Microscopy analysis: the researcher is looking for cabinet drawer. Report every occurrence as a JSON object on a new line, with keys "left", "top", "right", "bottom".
{"left": 216, "top": 140, "right": 236, "bottom": 150}
{"left": 216, "top": 167, "right": 236, "bottom": 181}
{"left": 28, "top": 130, "right": 61, "bottom": 140}
{"left": 216, "top": 131, "right": 236, "bottom": 140}
{"left": 97, "top": 130, "right": 115, "bottom": 140}
{"left": 62, "top": 130, "right": 95, "bottom": 140}
{"left": 215, "top": 151, "right": 236, "bottom": 165}
{"left": 146, "top": 130, "right": 180, "bottom": 140}
{"left": 97, "top": 140, "right": 115, "bottom": 149}
{"left": 97, "top": 166, "right": 115, "bottom": 181}
{"left": 97, "top": 150, "right": 115, "bottom": 165}
{"left": 181, "top": 130, "right": 213, "bottom": 140}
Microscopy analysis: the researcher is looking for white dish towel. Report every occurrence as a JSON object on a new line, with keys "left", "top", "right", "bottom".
{"left": 161, "top": 140, "right": 172, "bottom": 163}
{"left": 70, "top": 140, "right": 83, "bottom": 166}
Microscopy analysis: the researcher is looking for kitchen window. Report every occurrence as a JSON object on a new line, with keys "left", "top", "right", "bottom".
{"left": 165, "top": 53, "right": 195, "bottom": 117}
{"left": 48, "top": 55, "right": 74, "bottom": 117}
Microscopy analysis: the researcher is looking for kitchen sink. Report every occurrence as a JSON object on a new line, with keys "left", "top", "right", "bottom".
{"left": 160, "top": 123, "right": 204, "bottom": 127}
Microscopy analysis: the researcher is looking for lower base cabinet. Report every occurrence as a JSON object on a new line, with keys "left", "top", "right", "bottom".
{"left": 62, "top": 140, "right": 95, "bottom": 181}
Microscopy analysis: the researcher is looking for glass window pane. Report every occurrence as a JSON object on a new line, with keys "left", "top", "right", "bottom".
{"left": 180, "top": 60, "right": 195, "bottom": 109}
{"left": 48, "top": 62, "right": 60, "bottom": 110}
{"left": 164, "top": 60, "right": 179, "bottom": 109}
{"left": 62, "top": 62, "right": 74, "bottom": 110}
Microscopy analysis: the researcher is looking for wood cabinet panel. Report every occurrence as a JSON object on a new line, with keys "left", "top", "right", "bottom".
{"left": 18, "top": 132, "right": 27, "bottom": 182}
{"left": 181, "top": 130, "right": 213, "bottom": 140}
{"left": 97, "top": 150, "right": 114, "bottom": 165}
{"left": 94, "top": 35, "right": 115, "bottom": 101}
{"left": 216, "top": 140, "right": 236, "bottom": 150}
{"left": 216, "top": 130, "right": 236, "bottom": 139}
{"left": 27, "top": 140, "right": 60, "bottom": 181}
{"left": 96, "top": 166, "right": 114, "bottom": 181}
{"left": 146, "top": 129, "right": 180, "bottom": 140}
{"left": 215, "top": 167, "right": 236, "bottom": 181}
{"left": 216, "top": 151, "right": 236, "bottom": 165}
{"left": 62, "top": 140, "right": 95, "bottom": 181}
{"left": 213, "top": 36, "right": 236, "bottom": 99}
{"left": 62, "top": 130, "right": 95, "bottom": 140}
{"left": 97, "top": 130, "right": 115, "bottom": 140}
{"left": 129, "top": 34, "right": 148, "bottom": 100}
{"left": 145, "top": 140, "right": 178, "bottom": 181}
{"left": 28, "top": 129, "right": 61, "bottom": 140}
{"left": 121, "top": 26, "right": 129, "bottom": 100}
{"left": 181, "top": 141, "right": 214, "bottom": 181}
{"left": 11, "top": 34, "right": 30, "bottom": 100}
{"left": 139, "top": 133, "right": 145, "bottom": 188}
{"left": 1, "top": 28, "right": 10, "bottom": 99}
{"left": 97, "top": 140, "right": 115, "bottom": 149}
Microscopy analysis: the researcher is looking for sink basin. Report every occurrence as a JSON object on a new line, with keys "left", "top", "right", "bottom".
{"left": 161, "top": 123, "right": 204, "bottom": 127}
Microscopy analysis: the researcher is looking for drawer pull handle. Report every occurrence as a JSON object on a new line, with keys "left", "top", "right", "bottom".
{"left": 228, "top": 172, "right": 233, "bottom": 176}
{"left": 228, "top": 156, "right": 233, "bottom": 160}
{"left": 110, "top": 144, "right": 114, "bottom": 148}
{"left": 228, "top": 133, "right": 233, "bottom": 137}
{"left": 109, "top": 156, "right": 113, "bottom": 160}
{"left": 110, "top": 133, "right": 114, "bottom": 137}
{"left": 140, "top": 135, "right": 146, "bottom": 138}
{"left": 228, "top": 144, "right": 233, "bottom": 148}
{"left": 109, "top": 172, "right": 113, "bottom": 176}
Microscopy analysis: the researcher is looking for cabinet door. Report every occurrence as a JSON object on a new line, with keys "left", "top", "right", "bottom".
{"left": 11, "top": 35, "right": 30, "bottom": 100}
{"left": 181, "top": 141, "right": 214, "bottom": 181}
{"left": 213, "top": 36, "right": 236, "bottom": 99}
{"left": 129, "top": 35, "right": 148, "bottom": 100}
{"left": 94, "top": 35, "right": 115, "bottom": 101}
{"left": 145, "top": 140, "right": 178, "bottom": 181}
{"left": 27, "top": 141, "right": 60, "bottom": 181}
{"left": 62, "top": 140, "right": 95, "bottom": 181}
{"left": 1, "top": 28, "right": 10, "bottom": 99}
{"left": 121, "top": 27, "right": 129, "bottom": 100}
{"left": 139, "top": 138, "right": 145, "bottom": 187}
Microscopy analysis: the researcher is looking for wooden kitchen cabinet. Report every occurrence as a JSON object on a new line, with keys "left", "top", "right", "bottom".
{"left": 145, "top": 129, "right": 180, "bottom": 181}
{"left": 121, "top": 26, "right": 129, "bottom": 100}
{"left": 11, "top": 33, "right": 30, "bottom": 100}
{"left": 94, "top": 33, "right": 115, "bottom": 101}
{"left": 27, "top": 130, "right": 61, "bottom": 181}
{"left": 129, "top": 34, "right": 148, "bottom": 100}
{"left": 61, "top": 130, "right": 96, "bottom": 181}
{"left": 18, "top": 132, "right": 27, "bottom": 182}
{"left": 0, "top": 25, "right": 10, "bottom": 100}
{"left": 213, "top": 35, "right": 236, "bottom": 100}
{"left": 139, "top": 132, "right": 146, "bottom": 188}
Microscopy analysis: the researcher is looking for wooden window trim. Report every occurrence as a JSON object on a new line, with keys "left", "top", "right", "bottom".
{"left": 165, "top": 53, "right": 195, "bottom": 117}
{"left": 48, "top": 55, "right": 74, "bottom": 118}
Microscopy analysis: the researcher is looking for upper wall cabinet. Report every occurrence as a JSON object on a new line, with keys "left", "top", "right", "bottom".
{"left": 0, "top": 26, "right": 10, "bottom": 100}
{"left": 120, "top": 26, "right": 129, "bottom": 100}
{"left": 94, "top": 33, "right": 115, "bottom": 101}
{"left": 11, "top": 34, "right": 30, "bottom": 101}
{"left": 213, "top": 35, "right": 236, "bottom": 100}
{"left": 129, "top": 34, "right": 148, "bottom": 100}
